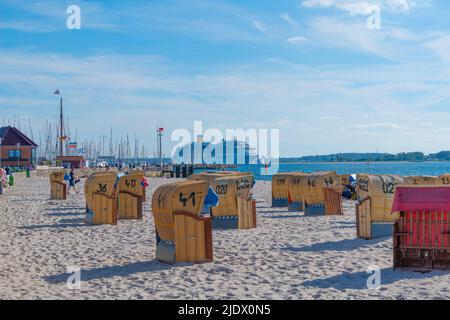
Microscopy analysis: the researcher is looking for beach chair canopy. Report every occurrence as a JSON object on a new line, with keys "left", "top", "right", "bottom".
{"left": 391, "top": 186, "right": 450, "bottom": 213}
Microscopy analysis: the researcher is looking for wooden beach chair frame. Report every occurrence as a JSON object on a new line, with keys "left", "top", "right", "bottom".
{"left": 117, "top": 172, "right": 146, "bottom": 220}
{"left": 392, "top": 185, "right": 450, "bottom": 271}
{"left": 50, "top": 171, "right": 67, "bottom": 200}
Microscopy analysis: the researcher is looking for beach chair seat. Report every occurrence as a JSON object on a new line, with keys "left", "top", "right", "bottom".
{"left": 302, "top": 171, "right": 343, "bottom": 216}
{"left": 285, "top": 173, "right": 307, "bottom": 211}
{"left": 152, "top": 180, "right": 213, "bottom": 264}
{"left": 189, "top": 172, "right": 257, "bottom": 230}
{"left": 355, "top": 174, "right": 409, "bottom": 239}
{"left": 237, "top": 196, "right": 257, "bottom": 229}
{"left": 392, "top": 185, "right": 450, "bottom": 271}
{"left": 50, "top": 170, "right": 67, "bottom": 200}
{"left": 117, "top": 170, "right": 146, "bottom": 219}
{"left": 272, "top": 173, "right": 298, "bottom": 208}
{"left": 84, "top": 172, "right": 118, "bottom": 225}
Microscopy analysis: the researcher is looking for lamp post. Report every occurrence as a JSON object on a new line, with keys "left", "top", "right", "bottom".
{"left": 0, "top": 137, "right": 3, "bottom": 169}
{"left": 54, "top": 89, "right": 64, "bottom": 157}
{"left": 16, "top": 143, "right": 20, "bottom": 169}
{"left": 157, "top": 126, "right": 164, "bottom": 173}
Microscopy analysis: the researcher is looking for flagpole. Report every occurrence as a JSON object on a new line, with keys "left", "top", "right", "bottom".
{"left": 156, "top": 125, "right": 164, "bottom": 174}
{"left": 59, "top": 96, "right": 63, "bottom": 157}
{"left": 54, "top": 89, "right": 64, "bottom": 158}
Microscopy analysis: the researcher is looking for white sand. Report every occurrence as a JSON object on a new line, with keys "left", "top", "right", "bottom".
{"left": 0, "top": 175, "right": 449, "bottom": 300}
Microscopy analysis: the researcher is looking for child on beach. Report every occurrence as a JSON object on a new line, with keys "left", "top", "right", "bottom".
{"left": 67, "top": 168, "right": 80, "bottom": 194}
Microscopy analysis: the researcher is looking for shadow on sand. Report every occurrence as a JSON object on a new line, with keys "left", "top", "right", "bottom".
{"left": 282, "top": 237, "right": 387, "bottom": 253}
{"left": 18, "top": 221, "right": 86, "bottom": 230}
{"left": 301, "top": 267, "right": 448, "bottom": 290}
{"left": 44, "top": 212, "right": 84, "bottom": 217}
{"left": 261, "top": 214, "right": 304, "bottom": 219}
{"left": 45, "top": 206, "right": 85, "bottom": 211}
{"left": 43, "top": 260, "right": 178, "bottom": 283}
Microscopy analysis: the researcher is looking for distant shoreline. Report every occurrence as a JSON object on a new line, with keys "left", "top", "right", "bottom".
{"left": 278, "top": 160, "right": 450, "bottom": 164}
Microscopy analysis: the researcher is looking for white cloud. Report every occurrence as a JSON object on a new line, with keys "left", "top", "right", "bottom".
{"left": 427, "top": 35, "right": 450, "bottom": 62}
{"left": 281, "top": 13, "right": 298, "bottom": 26}
{"left": 251, "top": 20, "right": 267, "bottom": 34}
{"left": 302, "top": 0, "right": 431, "bottom": 15}
{"left": 344, "top": 122, "right": 404, "bottom": 130}
{"left": 320, "top": 116, "right": 341, "bottom": 120}
{"left": 287, "top": 36, "right": 310, "bottom": 43}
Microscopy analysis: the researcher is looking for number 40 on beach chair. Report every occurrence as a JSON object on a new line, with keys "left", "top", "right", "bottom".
{"left": 117, "top": 170, "right": 148, "bottom": 220}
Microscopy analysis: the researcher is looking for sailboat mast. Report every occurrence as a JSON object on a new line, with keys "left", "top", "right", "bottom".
{"left": 59, "top": 97, "right": 63, "bottom": 157}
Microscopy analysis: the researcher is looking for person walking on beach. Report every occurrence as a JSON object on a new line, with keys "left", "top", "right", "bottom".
{"left": 67, "top": 168, "right": 80, "bottom": 194}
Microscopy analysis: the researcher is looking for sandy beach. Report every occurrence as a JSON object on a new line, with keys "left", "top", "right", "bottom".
{"left": 0, "top": 174, "right": 449, "bottom": 300}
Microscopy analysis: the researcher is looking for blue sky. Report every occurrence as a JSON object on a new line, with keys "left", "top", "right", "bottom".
{"left": 0, "top": 0, "right": 450, "bottom": 156}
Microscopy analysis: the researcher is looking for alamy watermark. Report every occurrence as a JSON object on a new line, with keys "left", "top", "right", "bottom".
{"left": 171, "top": 121, "right": 279, "bottom": 175}
{"left": 366, "top": 265, "right": 381, "bottom": 290}
{"left": 66, "top": 265, "right": 81, "bottom": 289}
{"left": 66, "top": 5, "right": 81, "bottom": 30}
{"left": 366, "top": 5, "right": 381, "bottom": 30}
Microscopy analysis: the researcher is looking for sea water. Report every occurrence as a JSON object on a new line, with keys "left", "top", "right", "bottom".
{"left": 230, "top": 162, "right": 450, "bottom": 181}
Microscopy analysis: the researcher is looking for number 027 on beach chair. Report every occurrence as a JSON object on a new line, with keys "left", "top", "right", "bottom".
{"left": 152, "top": 180, "right": 213, "bottom": 264}
{"left": 84, "top": 172, "right": 118, "bottom": 225}
{"left": 50, "top": 170, "right": 67, "bottom": 200}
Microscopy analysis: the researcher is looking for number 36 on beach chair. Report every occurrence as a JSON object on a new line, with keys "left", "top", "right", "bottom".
{"left": 84, "top": 172, "right": 118, "bottom": 225}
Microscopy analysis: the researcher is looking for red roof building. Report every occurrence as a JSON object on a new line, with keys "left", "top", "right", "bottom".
{"left": 0, "top": 126, "right": 38, "bottom": 168}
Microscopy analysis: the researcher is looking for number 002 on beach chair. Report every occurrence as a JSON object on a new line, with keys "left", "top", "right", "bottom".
{"left": 356, "top": 174, "right": 409, "bottom": 239}
{"left": 50, "top": 170, "right": 67, "bottom": 200}
{"left": 84, "top": 172, "right": 118, "bottom": 225}
{"left": 392, "top": 185, "right": 450, "bottom": 271}
{"left": 301, "top": 171, "right": 343, "bottom": 216}
{"left": 117, "top": 171, "right": 147, "bottom": 219}
{"left": 152, "top": 180, "right": 213, "bottom": 264}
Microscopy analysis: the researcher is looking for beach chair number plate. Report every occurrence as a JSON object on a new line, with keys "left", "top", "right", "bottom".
{"left": 125, "top": 179, "right": 136, "bottom": 188}
{"left": 324, "top": 177, "right": 334, "bottom": 186}
{"left": 215, "top": 184, "right": 228, "bottom": 195}
{"left": 236, "top": 178, "right": 250, "bottom": 190}
{"left": 97, "top": 184, "right": 107, "bottom": 193}
{"left": 382, "top": 182, "right": 395, "bottom": 194}
{"left": 358, "top": 179, "right": 369, "bottom": 192}
{"left": 179, "top": 192, "right": 196, "bottom": 206}
{"left": 308, "top": 179, "right": 316, "bottom": 187}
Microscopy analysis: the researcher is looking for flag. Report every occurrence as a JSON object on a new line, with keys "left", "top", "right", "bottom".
{"left": 68, "top": 142, "right": 77, "bottom": 149}
{"left": 158, "top": 127, "right": 164, "bottom": 132}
